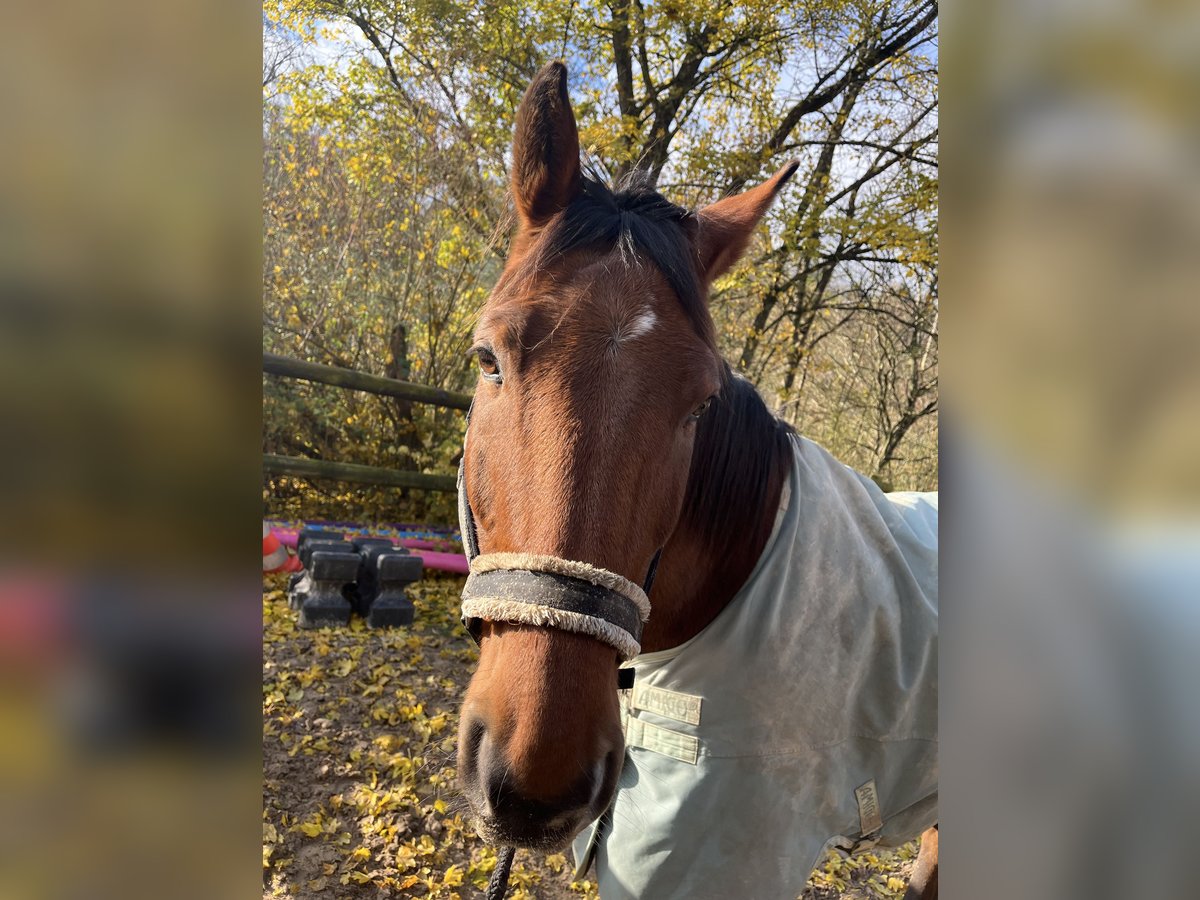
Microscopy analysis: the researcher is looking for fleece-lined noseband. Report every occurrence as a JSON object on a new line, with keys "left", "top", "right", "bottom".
{"left": 457, "top": 409, "right": 659, "bottom": 661}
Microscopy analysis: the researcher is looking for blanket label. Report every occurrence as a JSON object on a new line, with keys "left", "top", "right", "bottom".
{"left": 855, "top": 779, "right": 883, "bottom": 835}
{"left": 625, "top": 717, "right": 700, "bottom": 765}
{"left": 631, "top": 684, "right": 702, "bottom": 726}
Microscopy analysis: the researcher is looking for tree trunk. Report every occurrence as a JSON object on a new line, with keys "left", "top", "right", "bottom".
{"left": 385, "top": 322, "right": 420, "bottom": 459}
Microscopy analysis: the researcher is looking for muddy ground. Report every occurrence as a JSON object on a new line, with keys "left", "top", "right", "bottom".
{"left": 263, "top": 573, "right": 916, "bottom": 899}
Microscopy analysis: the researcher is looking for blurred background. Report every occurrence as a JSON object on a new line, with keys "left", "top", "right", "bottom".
{"left": 0, "top": 0, "right": 1196, "bottom": 898}
{"left": 941, "top": 0, "right": 1199, "bottom": 897}
{"left": 0, "top": 2, "right": 262, "bottom": 898}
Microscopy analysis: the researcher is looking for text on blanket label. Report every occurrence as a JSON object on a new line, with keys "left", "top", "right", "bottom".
{"left": 631, "top": 683, "right": 703, "bottom": 725}
{"left": 855, "top": 779, "right": 883, "bottom": 835}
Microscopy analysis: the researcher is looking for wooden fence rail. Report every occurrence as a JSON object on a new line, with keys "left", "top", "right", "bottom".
{"left": 263, "top": 353, "right": 470, "bottom": 491}
{"left": 263, "top": 352, "right": 473, "bottom": 410}
{"left": 262, "top": 454, "right": 458, "bottom": 493}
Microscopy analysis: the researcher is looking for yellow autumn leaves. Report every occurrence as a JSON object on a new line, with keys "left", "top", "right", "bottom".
{"left": 806, "top": 844, "right": 921, "bottom": 899}
{"left": 263, "top": 574, "right": 599, "bottom": 898}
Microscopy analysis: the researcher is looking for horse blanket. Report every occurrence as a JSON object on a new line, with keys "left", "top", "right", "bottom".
{"left": 572, "top": 434, "right": 938, "bottom": 899}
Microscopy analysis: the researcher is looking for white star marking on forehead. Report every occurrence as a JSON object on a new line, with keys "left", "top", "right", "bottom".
{"left": 623, "top": 308, "right": 657, "bottom": 340}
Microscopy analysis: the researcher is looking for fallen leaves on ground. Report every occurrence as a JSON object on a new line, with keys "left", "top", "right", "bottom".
{"left": 263, "top": 573, "right": 916, "bottom": 899}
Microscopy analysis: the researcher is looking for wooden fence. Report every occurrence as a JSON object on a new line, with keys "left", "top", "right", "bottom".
{"left": 262, "top": 352, "right": 470, "bottom": 493}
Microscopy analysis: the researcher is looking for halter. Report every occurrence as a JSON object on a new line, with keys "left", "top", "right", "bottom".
{"left": 456, "top": 406, "right": 661, "bottom": 661}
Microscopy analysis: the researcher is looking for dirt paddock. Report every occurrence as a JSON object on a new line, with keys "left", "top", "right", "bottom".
{"left": 263, "top": 573, "right": 916, "bottom": 899}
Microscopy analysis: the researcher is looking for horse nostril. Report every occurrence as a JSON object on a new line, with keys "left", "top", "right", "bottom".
{"left": 459, "top": 715, "right": 487, "bottom": 785}
{"left": 465, "top": 716, "right": 486, "bottom": 759}
{"left": 478, "top": 744, "right": 499, "bottom": 808}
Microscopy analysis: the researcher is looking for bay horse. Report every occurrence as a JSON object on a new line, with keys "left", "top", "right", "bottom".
{"left": 454, "top": 62, "right": 938, "bottom": 899}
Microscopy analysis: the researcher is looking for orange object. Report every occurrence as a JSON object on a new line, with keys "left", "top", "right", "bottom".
{"left": 263, "top": 523, "right": 302, "bottom": 573}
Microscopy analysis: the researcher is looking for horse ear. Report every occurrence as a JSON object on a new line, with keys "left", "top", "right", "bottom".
{"left": 694, "top": 161, "right": 799, "bottom": 284}
{"left": 511, "top": 61, "right": 582, "bottom": 230}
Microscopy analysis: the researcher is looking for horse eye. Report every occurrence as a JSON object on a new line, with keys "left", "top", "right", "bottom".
{"left": 475, "top": 348, "right": 502, "bottom": 383}
{"left": 691, "top": 397, "right": 714, "bottom": 419}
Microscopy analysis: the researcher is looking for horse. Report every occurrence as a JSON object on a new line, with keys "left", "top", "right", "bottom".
{"left": 453, "top": 61, "right": 938, "bottom": 900}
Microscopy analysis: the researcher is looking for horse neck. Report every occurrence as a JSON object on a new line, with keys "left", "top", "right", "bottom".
{"left": 639, "top": 373, "right": 792, "bottom": 653}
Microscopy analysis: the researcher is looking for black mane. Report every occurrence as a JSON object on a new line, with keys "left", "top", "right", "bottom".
{"left": 682, "top": 366, "right": 795, "bottom": 559}
{"left": 527, "top": 170, "right": 713, "bottom": 346}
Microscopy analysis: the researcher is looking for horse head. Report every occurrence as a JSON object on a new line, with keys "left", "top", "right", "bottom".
{"left": 455, "top": 60, "right": 795, "bottom": 849}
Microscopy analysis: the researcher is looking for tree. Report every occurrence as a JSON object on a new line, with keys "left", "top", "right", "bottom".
{"left": 262, "top": 0, "right": 939, "bottom": 519}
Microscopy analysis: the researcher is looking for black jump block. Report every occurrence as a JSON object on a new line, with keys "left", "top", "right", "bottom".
{"left": 295, "top": 549, "right": 359, "bottom": 627}
{"left": 288, "top": 541, "right": 354, "bottom": 610}
{"left": 363, "top": 550, "right": 423, "bottom": 628}
{"left": 285, "top": 532, "right": 426, "bottom": 629}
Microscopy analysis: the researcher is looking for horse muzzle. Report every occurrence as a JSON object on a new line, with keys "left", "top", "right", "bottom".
{"left": 458, "top": 713, "right": 624, "bottom": 850}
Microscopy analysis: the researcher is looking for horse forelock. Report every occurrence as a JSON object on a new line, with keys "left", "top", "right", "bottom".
{"left": 504, "top": 170, "right": 715, "bottom": 352}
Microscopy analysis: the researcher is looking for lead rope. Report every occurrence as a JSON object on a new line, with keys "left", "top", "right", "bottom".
{"left": 481, "top": 549, "right": 663, "bottom": 897}
{"left": 485, "top": 846, "right": 516, "bottom": 900}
